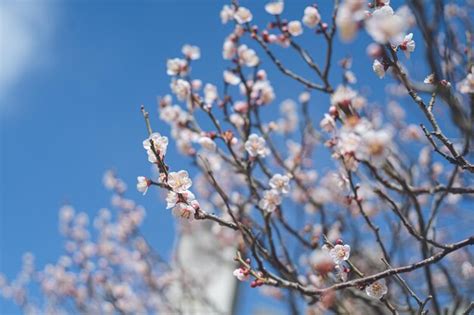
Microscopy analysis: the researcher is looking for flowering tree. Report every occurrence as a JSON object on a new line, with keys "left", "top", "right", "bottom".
{"left": 2, "top": 0, "right": 474, "bottom": 314}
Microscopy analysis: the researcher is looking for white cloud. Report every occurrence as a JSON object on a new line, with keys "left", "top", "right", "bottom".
{"left": 0, "top": 2, "right": 56, "bottom": 103}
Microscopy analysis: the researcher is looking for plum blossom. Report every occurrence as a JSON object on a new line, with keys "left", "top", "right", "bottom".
{"left": 302, "top": 6, "right": 321, "bottom": 28}
{"left": 345, "top": 70, "right": 357, "bottom": 84}
{"left": 329, "top": 244, "right": 351, "bottom": 264}
{"left": 233, "top": 101, "right": 249, "bottom": 113}
{"left": 399, "top": 33, "right": 415, "bottom": 57}
{"left": 170, "top": 79, "right": 191, "bottom": 101}
{"left": 166, "top": 190, "right": 195, "bottom": 209}
{"left": 223, "top": 70, "right": 241, "bottom": 85}
{"left": 181, "top": 44, "right": 200, "bottom": 60}
{"left": 277, "top": 99, "right": 298, "bottom": 133}
{"left": 237, "top": 45, "right": 259, "bottom": 67}
{"left": 233, "top": 268, "right": 250, "bottom": 281}
{"left": 103, "top": 170, "right": 118, "bottom": 190}
{"left": 335, "top": 0, "right": 365, "bottom": 41}
{"left": 372, "top": 59, "right": 385, "bottom": 78}
{"left": 204, "top": 83, "right": 218, "bottom": 105}
{"left": 366, "top": 5, "right": 406, "bottom": 45}
{"left": 358, "top": 129, "right": 393, "bottom": 166}
{"left": 166, "top": 58, "right": 187, "bottom": 76}
{"left": 299, "top": 91, "right": 310, "bottom": 103}
{"left": 269, "top": 174, "right": 290, "bottom": 194}
{"left": 424, "top": 73, "right": 435, "bottom": 84}
{"left": 258, "top": 189, "right": 282, "bottom": 212}
{"left": 245, "top": 134, "right": 269, "bottom": 158}
{"left": 136, "top": 176, "right": 150, "bottom": 195}
{"left": 287, "top": 21, "right": 303, "bottom": 36}
{"left": 198, "top": 136, "right": 216, "bottom": 151}
{"left": 167, "top": 170, "right": 192, "bottom": 193}
{"left": 265, "top": 1, "right": 284, "bottom": 15}
{"left": 335, "top": 264, "right": 349, "bottom": 281}
{"left": 457, "top": 67, "right": 474, "bottom": 94}
{"left": 222, "top": 38, "right": 237, "bottom": 60}
{"left": 191, "top": 79, "right": 202, "bottom": 90}
{"left": 171, "top": 202, "right": 196, "bottom": 220}
{"left": 461, "top": 261, "right": 474, "bottom": 278}
{"left": 160, "top": 104, "right": 186, "bottom": 124}
{"left": 143, "top": 132, "right": 169, "bottom": 163}
{"left": 234, "top": 7, "right": 253, "bottom": 24}
{"left": 252, "top": 79, "right": 275, "bottom": 105}
{"left": 330, "top": 85, "right": 357, "bottom": 107}
{"left": 166, "top": 188, "right": 199, "bottom": 220}
{"left": 367, "top": 43, "right": 383, "bottom": 58}
{"left": 230, "top": 113, "right": 245, "bottom": 127}
{"left": 396, "top": 5, "right": 416, "bottom": 27}
{"left": 310, "top": 249, "right": 335, "bottom": 274}
{"left": 59, "top": 205, "right": 75, "bottom": 223}
{"left": 320, "top": 114, "right": 336, "bottom": 132}
{"left": 366, "top": 280, "right": 388, "bottom": 299}
{"left": 220, "top": 5, "right": 234, "bottom": 24}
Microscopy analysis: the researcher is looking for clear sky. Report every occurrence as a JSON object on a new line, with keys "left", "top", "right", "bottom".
{"left": 0, "top": 0, "right": 438, "bottom": 314}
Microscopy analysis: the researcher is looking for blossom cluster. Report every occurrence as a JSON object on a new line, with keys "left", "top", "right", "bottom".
{"left": 3, "top": 1, "right": 474, "bottom": 314}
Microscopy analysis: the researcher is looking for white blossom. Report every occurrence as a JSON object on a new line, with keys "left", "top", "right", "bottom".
{"left": 299, "top": 91, "right": 310, "bottom": 103}
{"left": 269, "top": 174, "right": 290, "bottom": 194}
{"left": 287, "top": 21, "right": 303, "bottom": 36}
{"left": 331, "top": 85, "right": 357, "bottom": 106}
{"left": 345, "top": 70, "right": 357, "bottom": 84}
{"left": 136, "top": 176, "right": 150, "bottom": 195}
{"left": 358, "top": 129, "right": 393, "bottom": 166}
{"left": 182, "top": 44, "right": 200, "bottom": 60}
{"left": 198, "top": 136, "right": 216, "bottom": 151}
{"left": 166, "top": 58, "right": 187, "bottom": 76}
{"left": 220, "top": 5, "right": 234, "bottom": 24}
{"left": 457, "top": 68, "right": 474, "bottom": 94}
{"left": 366, "top": 280, "right": 388, "bottom": 299}
{"left": 396, "top": 5, "right": 416, "bottom": 27}
{"left": 143, "top": 132, "right": 169, "bottom": 163}
{"left": 310, "top": 249, "right": 334, "bottom": 273}
{"left": 204, "top": 83, "right": 218, "bottom": 105}
{"left": 166, "top": 190, "right": 195, "bottom": 209}
{"left": 336, "top": 0, "right": 365, "bottom": 42}
{"left": 223, "top": 70, "right": 241, "bottom": 85}
{"left": 170, "top": 79, "right": 191, "bottom": 101}
{"left": 399, "top": 33, "right": 415, "bottom": 57}
{"left": 372, "top": 59, "right": 385, "bottom": 78}
{"left": 252, "top": 79, "right": 275, "bottom": 105}
{"left": 329, "top": 244, "right": 351, "bottom": 264}
{"left": 59, "top": 205, "right": 75, "bottom": 223}
{"left": 277, "top": 99, "right": 298, "bottom": 133}
{"left": 245, "top": 134, "right": 269, "bottom": 158}
{"left": 191, "top": 79, "right": 202, "bottom": 91}
{"left": 230, "top": 113, "right": 245, "bottom": 127}
{"left": 223, "top": 39, "right": 237, "bottom": 60}
{"left": 233, "top": 268, "right": 249, "bottom": 281}
{"left": 461, "top": 261, "right": 474, "bottom": 279}
{"left": 366, "top": 5, "right": 406, "bottom": 45}
{"left": 424, "top": 73, "right": 435, "bottom": 84}
{"left": 335, "top": 264, "right": 349, "bottom": 281}
{"left": 237, "top": 45, "right": 259, "bottom": 67}
{"left": 302, "top": 6, "right": 321, "bottom": 28}
{"left": 265, "top": 1, "right": 284, "bottom": 15}
{"left": 167, "top": 170, "right": 192, "bottom": 193}
{"left": 258, "top": 189, "right": 282, "bottom": 212}
{"left": 171, "top": 202, "right": 196, "bottom": 220}
{"left": 320, "top": 114, "right": 336, "bottom": 132}
{"left": 160, "top": 105, "right": 186, "bottom": 124}
{"left": 234, "top": 7, "right": 253, "bottom": 24}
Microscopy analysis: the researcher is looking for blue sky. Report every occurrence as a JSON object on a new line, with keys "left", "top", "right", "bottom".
{"left": 0, "top": 0, "right": 450, "bottom": 314}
